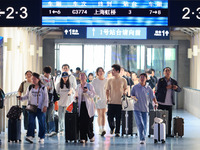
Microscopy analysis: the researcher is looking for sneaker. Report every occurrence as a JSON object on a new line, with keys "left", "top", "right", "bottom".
{"left": 140, "top": 141, "right": 145, "bottom": 144}
{"left": 110, "top": 128, "right": 115, "bottom": 135}
{"left": 90, "top": 137, "right": 95, "bottom": 142}
{"left": 38, "top": 138, "right": 44, "bottom": 144}
{"left": 25, "top": 136, "right": 33, "bottom": 143}
{"left": 99, "top": 129, "right": 102, "bottom": 135}
{"left": 101, "top": 130, "right": 106, "bottom": 136}
{"left": 115, "top": 133, "right": 120, "bottom": 137}
{"left": 80, "top": 140, "right": 86, "bottom": 143}
{"left": 48, "top": 131, "right": 57, "bottom": 137}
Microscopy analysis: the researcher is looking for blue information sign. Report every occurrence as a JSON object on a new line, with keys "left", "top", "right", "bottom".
{"left": 63, "top": 27, "right": 169, "bottom": 40}
{"left": 87, "top": 27, "right": 147, "bottom": 39}
{"left": 147, "top": 27, "right": 169, "bottom": 39}
{"left": 63, "top": 27, "right": 86, "bottom": 38}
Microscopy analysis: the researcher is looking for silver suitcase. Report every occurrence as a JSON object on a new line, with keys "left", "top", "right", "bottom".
{"left": 154, "top": 123, "right": 166, "bottom": 143}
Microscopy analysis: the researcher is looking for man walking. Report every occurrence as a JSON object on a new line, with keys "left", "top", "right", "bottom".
{"left": 131, "top": 73, "right": 158, "bottom": 144}
{"left": 106, "top": 64, "right": 127, "bottom": 137}
{"left": 156, "top": 67, "right": 181, "bottom": 137}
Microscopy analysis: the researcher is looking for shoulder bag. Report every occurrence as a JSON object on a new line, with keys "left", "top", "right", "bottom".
{"left": 26, "top": 87, "right": 40, "bottom": 113}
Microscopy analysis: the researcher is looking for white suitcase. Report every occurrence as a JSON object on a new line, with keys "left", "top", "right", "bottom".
{"left": 154, "top": 123, "right": 166, "bottom": 143}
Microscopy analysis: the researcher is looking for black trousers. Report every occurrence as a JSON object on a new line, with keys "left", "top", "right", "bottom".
{"left": 158, "top": 104, "right": 172, "bottom": 135}
{"left": 107, "top": 104, "right": 122, "bottom": 134}
{"left": 79, "top": 102, "right": 94, "bottom": 141}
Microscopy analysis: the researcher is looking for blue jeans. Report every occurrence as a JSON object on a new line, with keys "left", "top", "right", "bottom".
{"left": 134, "top": 110, "right": 148, "bottom": 141}
{"left": 45, "top": 102, "right": 55, "bottom": 133}
{"left": 27, "top": 108, "right": 46, "bottom": 139}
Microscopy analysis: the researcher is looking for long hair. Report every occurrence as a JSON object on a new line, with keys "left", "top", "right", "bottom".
{"left": 60, "top": 77, "right": 70, "bottom": 89}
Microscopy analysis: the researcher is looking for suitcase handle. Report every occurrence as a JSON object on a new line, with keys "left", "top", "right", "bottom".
{"left": 16, "top": 96, "right": 21, "bottom": 106}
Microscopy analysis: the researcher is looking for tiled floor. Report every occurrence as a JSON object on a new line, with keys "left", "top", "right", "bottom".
{"left": 0, "top": 109, "right": 200, "bottom": 150}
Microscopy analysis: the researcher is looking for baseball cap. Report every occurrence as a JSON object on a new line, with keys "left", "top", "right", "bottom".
{"left": 62, "top": 72, "right": 69, "bottom": 77}
{"left": 76, "top": 67, "right": 81, "bottom": 71}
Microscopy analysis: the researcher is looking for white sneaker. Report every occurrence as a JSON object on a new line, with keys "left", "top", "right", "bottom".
{"left": 48, "top": 131, "right": 57, "bottom": 137}
{"left": 25, "top": 136, "right": 33, "bottom": 143}
{"left": 90, "top": 137, "right": 95, "bottom": 142}
{"left": 140, "top": 141, "right": 145, "bottom": 144}
{"left": 38, "top": 138, "right": 44, "bottom": 144}
{"left": 80, "top": 140, "right": 86, "bottom": 143}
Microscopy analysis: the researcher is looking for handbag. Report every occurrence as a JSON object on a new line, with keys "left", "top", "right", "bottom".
{"left": 26, "top": 87, "right": 40, "bottom": 113}
{"left": 51, "top": 77, "right": 60, "bottom": 102}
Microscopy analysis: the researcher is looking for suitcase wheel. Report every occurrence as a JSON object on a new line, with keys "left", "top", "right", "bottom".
{"left": 66, "top": 140, "right": 68, "bottom": 143}
{"left": 148, "top": 135, "right": 151, "bottom": 138}
{"left": 135, "top": 133, "right": 138, "bottom": 137}
{"left": 154, "top": 139, "right": 158, "bottom": 143}
{"left": 161, "top": 140, "right": 165, "bottom": 143}
{"left": 19, "top": 139, "right": 21, "bottom": 142}
{"left": 74, "top": 140, "right": 77, "bottom": 143}
{"left": 8, "top": 140, "right": 10, "bottom": 142}
{"left": 15, "top": 140, "right": 18, "bottom": 143}
{"left": 131, "top": 134, "right": 133, "bottom": 136}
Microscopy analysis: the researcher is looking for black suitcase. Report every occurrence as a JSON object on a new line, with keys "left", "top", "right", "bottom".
{"left": 65, "top": 113, "right": 79, "bottom": 143}
{"left": 121, "top": 110, "right": 137, "bottom": 136}
{"left": 148, "top": 110, "right": 168, "bottom": 137}
{"left": 173, "top": 117, "right": 184, "bottom": 137}
{"left": 8, "top": 119, "right": 21, "bottom": 142}
{"left": 54, "top": 114, "right": 59, "bottom": 133}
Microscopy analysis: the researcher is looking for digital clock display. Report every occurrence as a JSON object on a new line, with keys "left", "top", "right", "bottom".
{"left": 42, "top": 0, "right": 168, "bottom": 26}
{"left": 169, "top": 0, "right": 200, "bottom": 27}
{"left": 0, "top": 0, "right": 41, "bottom": 26}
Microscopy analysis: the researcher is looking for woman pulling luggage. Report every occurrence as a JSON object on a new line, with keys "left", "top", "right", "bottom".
{"left": 18, "top": 72, "right": 48, "bottom": 144}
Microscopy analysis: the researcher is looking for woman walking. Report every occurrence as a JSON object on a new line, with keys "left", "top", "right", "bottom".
{"left": 56, "top": 72, "right": 73, "bottom": 132}
{"left": 92, "top": 67, "right": 107, "bottom": 136}
{"left": 19, "top": 73, "right": 48, "bottom": 144}
{"left": 76, "top": 72, "right": 96, "bottom": 143}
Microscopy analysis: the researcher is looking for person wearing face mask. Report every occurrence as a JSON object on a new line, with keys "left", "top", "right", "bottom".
{"left": 87, "top": 73, "right": 94, "bottom": 84}
{"left": 56, "top": 72, "right": 73, "bottom": 133}
{"left": 156, "top": 67, "right": 182, "bottom": 137}
{"left": 18, "top": 70, "right": 33, "bottom": 132}
{"left": 76, "top": 72, "right": 96, "bottom": 143}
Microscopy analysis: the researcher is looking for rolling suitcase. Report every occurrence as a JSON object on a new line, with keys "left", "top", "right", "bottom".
{"left": 154, "top": 123, "right": 166, "bottom": 143}
{"left": 121, "top": 96, "right": 137, "bottom": 136}
{"left": 65, "top": 112, "right": 79, "bottom": 143}
{"left": 173, "top": 117, "right": 184, "bottom": 137}
{"left": 7, "top": 97, "right": 22, "bottom": 142}
{"left": 8, "top": 119, "right": 21, "bottom": 142}
{"left": 148, "top": 110, "right": 168, "bottom": 137}
{"left": 121, "top": 111, "right": 137, "bottom": 136}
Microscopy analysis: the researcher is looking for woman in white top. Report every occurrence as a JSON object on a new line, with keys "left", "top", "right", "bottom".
{"left": 56, "top": 72, "right": 72, "bottom": 132}
{"left": 19, "top": 72, "right": 48, "bottom": 144}
{"left": 92, "top": 67, "right": 107, "bottom": 136}
{"left": 76, "top": 72, "right": 96, "bottom": 143}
